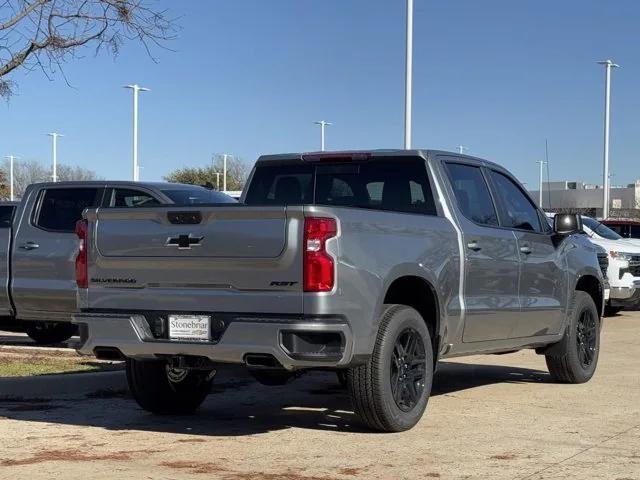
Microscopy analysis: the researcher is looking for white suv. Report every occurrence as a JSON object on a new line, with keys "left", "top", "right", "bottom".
{"left": 581, "top": 216, "right": 640, "bottom": 314}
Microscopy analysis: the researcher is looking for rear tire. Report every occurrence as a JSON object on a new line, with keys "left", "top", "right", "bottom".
{"left": 545, "top": 291, "right": 600, "bottom": 384}
{"left": 126, "top": 358, "right": 212, "bottom": 414}
{"left": 24, "top": 321, "right": 77, "bottom": 345}
{"left": 347, "top": 304, "right": 433, "bottom": 432}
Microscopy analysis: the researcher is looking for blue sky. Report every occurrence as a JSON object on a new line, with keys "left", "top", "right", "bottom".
{"left": 1, "top": 0, "right": 639, "bottom": 188}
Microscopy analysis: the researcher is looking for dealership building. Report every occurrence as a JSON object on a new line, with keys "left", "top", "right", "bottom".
{"left": 528, "top": 180, "right": 640, "bottom": 218}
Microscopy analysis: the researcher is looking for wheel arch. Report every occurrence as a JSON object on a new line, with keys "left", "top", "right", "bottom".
{"left": 574, "top": 272, "right": 604, "bottom": 317}
{"left": 381, "top": 270, "right": 442, "bottom": 359}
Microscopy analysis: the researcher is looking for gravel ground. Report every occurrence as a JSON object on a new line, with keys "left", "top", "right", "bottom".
{"left": 0, "top": 313, "right": 638, "bottom": 480}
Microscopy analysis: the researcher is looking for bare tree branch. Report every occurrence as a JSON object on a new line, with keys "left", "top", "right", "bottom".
{"left": 0, "top": 0, "right": 177, "bottom": 96}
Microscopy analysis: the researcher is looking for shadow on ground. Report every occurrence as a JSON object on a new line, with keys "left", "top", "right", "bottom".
{"left": 0, "top": 360, "right": 551, "bottom": 436}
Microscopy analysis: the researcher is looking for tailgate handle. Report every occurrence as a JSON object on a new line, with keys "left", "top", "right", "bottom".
{"left": 168, "top": 211, "right": 202, "bottom": 225}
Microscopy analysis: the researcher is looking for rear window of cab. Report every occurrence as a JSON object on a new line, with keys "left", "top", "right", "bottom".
{"left": 244, "top": 158, "right": 437, "bottom": 216}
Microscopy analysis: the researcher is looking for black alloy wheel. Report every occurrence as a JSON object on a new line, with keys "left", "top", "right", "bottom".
{"left": 391, "top": 327, "right": 427, "bottom": 412}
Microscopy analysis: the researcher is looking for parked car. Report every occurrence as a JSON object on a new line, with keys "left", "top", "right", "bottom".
{"left": 601, "top": 218, "right": 640, "bottom": 240}
{"left": 0, "top": 181, "right": 235, "bottom": 344}
{"left": 579, "top": 216, "right": 640, "bottom": 315}
{"left": 74, "top": 150, "right": 604, "bottom": 432}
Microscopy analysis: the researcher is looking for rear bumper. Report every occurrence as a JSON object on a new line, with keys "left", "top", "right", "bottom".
{"left": 72, "top": 312, "right": 355, "bottom": 370}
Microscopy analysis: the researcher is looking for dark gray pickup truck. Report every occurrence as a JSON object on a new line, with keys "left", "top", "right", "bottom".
{"left": 0, "top": 181, "right": 234, "bottom": 344}
{"left": 74, "top": 150, "right": 605, "bottom": 432}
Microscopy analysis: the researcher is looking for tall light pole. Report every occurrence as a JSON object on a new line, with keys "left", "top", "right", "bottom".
{"left": 404, "top": 0, "right": 414, "bottom": 149}
{"left": 597, "top": 60, "right": 619, "bottom": 219}
{"left": 123, "top": 84, "right": 150, "bottom": 181}
{"left": 5, "top": 155, "right": 18, "bottom": 200}
{"left": 46, "top": 133, "right": 63, "bottom": 182}
{"left": 536, "top": 160, "right": 547, "bottom": 208}
{"left": 457, "top": 145, "right": 467, "bottom": 154}
{"left": 314, "top": 121, "right": 332, "bottom": 151}
{"left": 223, "top": 154, "right": 228, "bottom": 192}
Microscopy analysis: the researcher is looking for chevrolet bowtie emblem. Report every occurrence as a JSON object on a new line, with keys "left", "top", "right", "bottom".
{"left": 165, "top": 234, "right": 204, "bottom": 250}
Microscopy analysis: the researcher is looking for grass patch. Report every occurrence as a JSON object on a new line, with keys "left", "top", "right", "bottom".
{"left": 0, "top": 351, "right": 122, "bottom": 377}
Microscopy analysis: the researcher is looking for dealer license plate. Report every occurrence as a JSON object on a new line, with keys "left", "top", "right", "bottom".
{"left": 168, "top": 315, "right": 211, "bottom": 341}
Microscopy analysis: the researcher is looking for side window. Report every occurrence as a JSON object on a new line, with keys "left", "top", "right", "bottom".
{"left": 629, "top": 225, "right": 640, "bottom": 238}
{"left": 35, "top": 188, "right": 100, "bottom": 232}
{"left": 0, "top": 206, "right": 15, "bottom": 228}
{"left": 489, "top": 170, "right": 542, "bottom": 232}
{"left": 444, "top": 163, "right": 498, "bottom": 226}
{"left": 109, "top": 188, "right": 160, "bottom": 208}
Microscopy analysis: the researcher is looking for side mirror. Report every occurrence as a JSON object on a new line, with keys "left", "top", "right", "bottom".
{"left": 553, "top": 214, "right": 582, "bottom": 235}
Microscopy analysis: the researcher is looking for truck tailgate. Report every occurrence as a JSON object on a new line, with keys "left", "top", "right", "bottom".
{"left": 84, "top": 205, "right": 304, "bottom": 313}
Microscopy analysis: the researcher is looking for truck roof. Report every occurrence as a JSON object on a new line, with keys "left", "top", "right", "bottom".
{"left": 25, "top": 181, "right": 210, "bottom": 191}
{"left": 256, "top": 149, "right": 502, "bottom": 169}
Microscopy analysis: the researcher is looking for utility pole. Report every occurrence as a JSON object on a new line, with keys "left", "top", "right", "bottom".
{"left": 46, "top": 133, "right": 63, "bottom": 182}
{"left": 597, "top": 60, "right": 619, "bottom": 219}
{"left": 404, "top": 0, "right": 414, "bottom": 149}
{"left": 458, "top": 145, "right": 467, "bottom": 154}
{"left": 223, "top": 154, "right": 228, "bottom": 192}
{"left": 5, "top": 155, "right": 18, "bottom": 200}
{"left": 123, "top": 84, "right": 150, "bottom": 181}
{"left": 314, "top": 121, "right": 332, "bottom": 151}
{"left": 537, "top": 160, "right": 547, "bottom": 208}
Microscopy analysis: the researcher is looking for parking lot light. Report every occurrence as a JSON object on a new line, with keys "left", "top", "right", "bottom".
{"left": 123, "top": 84, "right": 150, "bottom": 181}
{"left": 46, "top": 133, "right": 63, "bottom": 182}
{"left": 597, "top": 60, "right": 619, "bottom": 219}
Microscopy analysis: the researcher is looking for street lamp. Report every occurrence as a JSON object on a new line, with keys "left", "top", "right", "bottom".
{"left": 536, "top": 160, "right": 547, "bottom": 208}
{"left": 457, "top": 145, "right": 467, "bottom": 154}
{"left": 5, "top": 155, "right": 18, "bottom": 200}
{"left": 597, "top": 60, "right": 619, "bottom": 219}
{"left": 46, "top": 133, "right": 63, "bottom": 182}
{"left": 314, "top": 121, "right": 332, "bottom": 151}
{"left": 123, "top": 84, "right": 150, "bottom": 181}
{"left": 404, "top": 0, "right": 414, "bottom": 149}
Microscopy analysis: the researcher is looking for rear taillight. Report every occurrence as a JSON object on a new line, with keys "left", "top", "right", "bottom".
{"left": 303, "top": 217, "right": 337, "bottom": 292}
{"left": 75, "top": 219, "right": 88, "bottom": 289}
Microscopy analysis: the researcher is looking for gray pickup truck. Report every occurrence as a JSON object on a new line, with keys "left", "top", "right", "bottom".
{"left": 0, "top": 181, "right": 234, "bottom": 344}
{"left": 74, "top": 150, "right": 605, "bottom": 432}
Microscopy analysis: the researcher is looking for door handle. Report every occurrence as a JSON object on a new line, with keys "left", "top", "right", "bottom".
{"left": 520, "top": 245, "right": 532, "bottom": 255}
{"left": 467, "top": 241, "right": 482, "bottom": 252}
{"left": 19, "top": 242, "right": 40, "bottom": 250}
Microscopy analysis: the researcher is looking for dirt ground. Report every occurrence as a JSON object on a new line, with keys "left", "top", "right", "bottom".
{"left": 0, "top": 313, "right": 638, "bottom": 480}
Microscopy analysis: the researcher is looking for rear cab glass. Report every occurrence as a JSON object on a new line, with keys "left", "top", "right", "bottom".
{"left": 244, "top": 157, "right": 437, "bottom": 215}
{"left": 161, "top": 188, "right": 237, "bottom": 205}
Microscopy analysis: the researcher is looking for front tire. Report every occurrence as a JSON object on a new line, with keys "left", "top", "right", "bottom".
{"left": 545, "top": 291, "right": 600, "bottom": 384}
{"left": 126, "top": 358, "right": 212, "bottom": 414}
{"left": 24, "top": 321, "right": 77, "bottom": 344}
{"left": 347, "top": 305, "right": 434, "bottom": 432}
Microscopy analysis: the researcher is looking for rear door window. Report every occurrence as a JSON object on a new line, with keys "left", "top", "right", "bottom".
{"left": 444, "top": 163, "right": 498, "bottom": 226}
{"left": 35, "top": 188, "right": 101, "bottom": 232}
